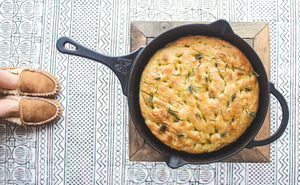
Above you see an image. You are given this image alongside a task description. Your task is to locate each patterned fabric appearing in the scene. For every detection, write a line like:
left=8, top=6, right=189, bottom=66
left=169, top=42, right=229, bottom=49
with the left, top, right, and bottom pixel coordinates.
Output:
left=0, top=0, right=297, bottom=184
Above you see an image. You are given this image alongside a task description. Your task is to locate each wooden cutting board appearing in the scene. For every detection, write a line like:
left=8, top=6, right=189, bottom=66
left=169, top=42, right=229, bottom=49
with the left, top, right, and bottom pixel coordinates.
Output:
left=129, top=22, right=270, bottom=163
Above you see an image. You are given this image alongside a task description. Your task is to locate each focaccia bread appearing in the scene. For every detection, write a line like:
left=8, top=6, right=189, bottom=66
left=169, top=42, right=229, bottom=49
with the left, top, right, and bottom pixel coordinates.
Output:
left=139, top=35, right=259, bottom=154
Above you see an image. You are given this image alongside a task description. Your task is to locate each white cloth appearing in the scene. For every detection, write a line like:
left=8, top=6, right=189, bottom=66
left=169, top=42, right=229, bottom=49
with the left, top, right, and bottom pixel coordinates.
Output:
left=0, top=0, right=297, bottom=184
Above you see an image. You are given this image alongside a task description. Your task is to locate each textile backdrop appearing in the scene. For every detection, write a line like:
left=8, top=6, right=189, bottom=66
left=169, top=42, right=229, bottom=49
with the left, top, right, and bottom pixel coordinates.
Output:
left=0, top=0, right=298, bottom=184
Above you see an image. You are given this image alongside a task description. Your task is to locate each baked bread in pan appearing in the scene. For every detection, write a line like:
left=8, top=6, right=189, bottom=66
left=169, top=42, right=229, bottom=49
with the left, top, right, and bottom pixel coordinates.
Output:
left=139, top=35, right=259, bottom=154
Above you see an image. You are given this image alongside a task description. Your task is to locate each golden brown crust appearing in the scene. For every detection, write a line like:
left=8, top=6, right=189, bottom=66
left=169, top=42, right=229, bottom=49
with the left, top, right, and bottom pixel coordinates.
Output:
left=139, top=35, right=259, bottom=154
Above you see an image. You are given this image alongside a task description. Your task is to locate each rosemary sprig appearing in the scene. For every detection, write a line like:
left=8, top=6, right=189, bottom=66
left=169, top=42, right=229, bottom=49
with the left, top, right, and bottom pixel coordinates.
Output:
left=167, top=108, right=181, bottom=122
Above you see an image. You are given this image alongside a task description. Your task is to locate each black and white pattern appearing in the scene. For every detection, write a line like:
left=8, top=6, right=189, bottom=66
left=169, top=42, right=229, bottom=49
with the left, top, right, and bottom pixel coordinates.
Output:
left=0, top=0, right=298, bottom=184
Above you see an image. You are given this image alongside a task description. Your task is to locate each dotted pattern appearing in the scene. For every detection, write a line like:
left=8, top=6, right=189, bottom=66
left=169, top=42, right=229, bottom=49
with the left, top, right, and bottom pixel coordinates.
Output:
left=63, top=0, right=100, bottom=184
left=250, top=0, right=277, bottom=21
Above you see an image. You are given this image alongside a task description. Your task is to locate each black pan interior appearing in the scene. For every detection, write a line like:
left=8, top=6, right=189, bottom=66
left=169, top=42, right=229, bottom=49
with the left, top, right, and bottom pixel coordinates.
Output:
left=128, top=22, right=270, bottom=163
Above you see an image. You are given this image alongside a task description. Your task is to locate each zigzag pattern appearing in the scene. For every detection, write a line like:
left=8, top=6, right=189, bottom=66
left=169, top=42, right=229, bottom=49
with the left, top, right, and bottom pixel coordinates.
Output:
left=96, top=0, right=113, bottom=184
left=277, top=0, right=290, bottom=184
left=233, top=163, right=245, bottom=184
left=235, top=0, right=247, bottom=21
left=99, top=0, right=112, bottom=55
left=96, top=65, right=109, bottom=185
left=53, top=0, right=71, bottom=184
left=53, top=54, right=67, bottom=185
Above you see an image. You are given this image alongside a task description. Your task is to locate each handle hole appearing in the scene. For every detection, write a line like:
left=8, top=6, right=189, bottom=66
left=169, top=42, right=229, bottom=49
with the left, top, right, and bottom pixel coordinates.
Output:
left=64, top=42, right=77, bottom=51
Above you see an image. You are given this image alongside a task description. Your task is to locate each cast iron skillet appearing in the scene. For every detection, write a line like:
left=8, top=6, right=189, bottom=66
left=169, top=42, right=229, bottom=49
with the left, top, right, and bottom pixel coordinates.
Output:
left=56, top=20, right=289, bottom=168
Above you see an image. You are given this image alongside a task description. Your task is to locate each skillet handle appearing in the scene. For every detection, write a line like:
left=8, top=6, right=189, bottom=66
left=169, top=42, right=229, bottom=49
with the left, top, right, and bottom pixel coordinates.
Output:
left=164, top=154, right=188, bottom=169
left=246, top=82, right=289, bottom=149
left=209, top=19, right=234, bottom=35
left=56, top=36, right=143, bottom=96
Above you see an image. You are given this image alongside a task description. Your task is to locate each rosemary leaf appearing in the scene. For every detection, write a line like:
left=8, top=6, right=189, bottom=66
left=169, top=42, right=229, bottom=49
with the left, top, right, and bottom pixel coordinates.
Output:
left=168, top=108, right=178, bottom=116
left=220, top=131, right=227, bottom=137
left=252, top=70, right=260, bottom=77
left=195, top=53, right=203, bottom=60
left=177, top=133, right=184, bottom=137
left=173, top=117, right=180, bottom=122
left=233, top=66, right=246, bottom=71
left=147, top=95, right=153, bottom=108
left=223, top=44, right=233, bottom=48
left=216, top=144, right=225, bottom=150
left=141, top=90, right=152, bottom=97
left=158, top=124, right=167, bottom=132
left=244, top=108, right=256, bottom=118
left=195, top=113, right=201, bottom=119
left=249, top=112, right=256, bottom=118
left=244, top=87, right=252, bottom=91
left=188, top=86, right=194, bottom=94
left=231, top=93, right=237, bottom=102
left=176, top=101, right=184, bottom=105
left=196, top=63, right=201, bottom=69
left=177, top=53, right=183, bottom=57
left=154, top=77, right=161, bottom=80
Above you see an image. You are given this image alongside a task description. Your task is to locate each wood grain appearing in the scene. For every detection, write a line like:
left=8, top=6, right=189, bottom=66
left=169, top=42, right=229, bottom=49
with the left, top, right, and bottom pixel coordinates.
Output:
left=129, top=21, right=270, bottom=163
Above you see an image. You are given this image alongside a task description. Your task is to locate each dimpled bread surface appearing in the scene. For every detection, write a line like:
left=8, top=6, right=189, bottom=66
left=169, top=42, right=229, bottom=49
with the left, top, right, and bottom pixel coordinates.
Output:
left=139, top=35, right=259, bottom=154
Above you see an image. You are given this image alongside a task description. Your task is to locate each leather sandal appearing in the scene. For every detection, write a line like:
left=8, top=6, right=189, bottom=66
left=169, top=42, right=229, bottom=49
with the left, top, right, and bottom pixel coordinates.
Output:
left=0, top=67, right=60, bottom=98
left=0, top=96, right=62, bottom=126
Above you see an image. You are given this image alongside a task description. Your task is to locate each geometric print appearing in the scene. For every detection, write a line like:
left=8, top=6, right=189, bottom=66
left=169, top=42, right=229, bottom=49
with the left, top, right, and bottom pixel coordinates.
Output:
left=0, top=0, right=298, bottom=184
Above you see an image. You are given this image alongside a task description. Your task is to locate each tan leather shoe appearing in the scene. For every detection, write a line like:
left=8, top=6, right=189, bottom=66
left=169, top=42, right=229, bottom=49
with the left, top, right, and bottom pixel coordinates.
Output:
left=0, top=67, right=60, bottom=98
left=0, top=96, right=62, bottom=126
